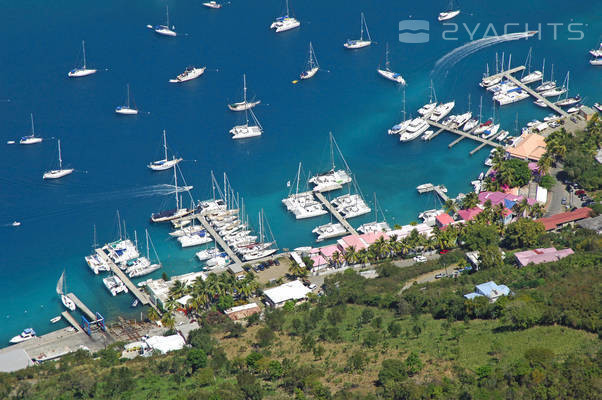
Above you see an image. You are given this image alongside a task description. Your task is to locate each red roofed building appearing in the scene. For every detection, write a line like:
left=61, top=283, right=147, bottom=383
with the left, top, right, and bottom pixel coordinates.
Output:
left=536, top=207, right=592, bottom=231
left=457, top=207, right=483, bottom=222
left=436, top=213, right=454, bottom=228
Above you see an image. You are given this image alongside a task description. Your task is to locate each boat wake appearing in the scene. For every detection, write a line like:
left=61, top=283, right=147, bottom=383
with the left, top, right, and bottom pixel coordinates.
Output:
left=431, top=31, right=535, bottom=77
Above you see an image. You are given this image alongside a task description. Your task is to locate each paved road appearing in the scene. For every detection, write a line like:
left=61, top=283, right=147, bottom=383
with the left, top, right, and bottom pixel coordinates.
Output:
left=545, top=166, right=582, bottom=217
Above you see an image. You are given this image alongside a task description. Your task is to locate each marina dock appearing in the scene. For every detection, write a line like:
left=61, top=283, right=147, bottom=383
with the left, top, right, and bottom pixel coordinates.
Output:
left=418, top=184, right=450, bottom=202
left=95, top=249, right=160, bottom=313
left=314, top=192, right=359, bottom=236
left=66, top=293, right=95, bottom=321
left=195, top=215, right=243, bottom=265
left=426, top=121, right=499, bottom=154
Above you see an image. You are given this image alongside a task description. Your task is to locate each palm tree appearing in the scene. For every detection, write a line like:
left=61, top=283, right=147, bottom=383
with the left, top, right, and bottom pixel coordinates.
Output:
left=331, top=251, right=342, bottom=268
left=491, top=146, right=506, bottom=171
left=529, top=202, right=545, bottom=219
left=288, top=261, right=307, bottom=277
left=357, top=250, right=369, bottom=267
left=537, top=153, right=552, bottom=176
left=161, top=312, right=175, bottom=330
left=512, top=198, right=530, bottom=218
left=343, top=245, right=358, bottom=265
left=444, top=199, right=458, bottom=215
left=164, top=296, right=179, bottom=312
left=168, top=280, right=187, bottom=299
left=147, top=308, right=160, bottom=322
left=461, top=192, right=479, bottom=210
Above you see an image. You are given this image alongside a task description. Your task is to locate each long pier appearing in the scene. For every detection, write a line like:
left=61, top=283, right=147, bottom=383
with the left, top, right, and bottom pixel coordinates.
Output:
left=66, top=293, right=95, bottom=321
left=482, top=65, right=526, bottom=80
left=314, top=192, right=359, bottom=236
left=195, top=215, right=242, bottom=265
left=95, top=249, right=159, bottom=313
left=426, top=121, right=499, bottom=155
left=61, top=311, right=81, bottom=332
left=503, top=74, right=569, bottom=117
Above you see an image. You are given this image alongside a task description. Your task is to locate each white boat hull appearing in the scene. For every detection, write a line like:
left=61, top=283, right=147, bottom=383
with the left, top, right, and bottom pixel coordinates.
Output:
left=154, top=27, right=177, bottom=37
left=438, top=10, right=460, bottom=21
left=19, top=137, right=43, bottom=145
left=169, top=67, right=206, bottom=83
left=228, top=100, right=260, bottom=111
left=148, top=158, right=182, bottom=171
left=300, top=67, right=318, bottom=80
left=344, top=40, right=371, bottom=49
left=68, top=68, right=97, bottom=78
left=230, top=124, right=262, bottom=139
left=43, top=168, right=74, bottom=180
left=61, top=294, right=76, bottom=311
left=377, top=69, right=406, bottom=85
left=115, top=107, right=138, bottom=115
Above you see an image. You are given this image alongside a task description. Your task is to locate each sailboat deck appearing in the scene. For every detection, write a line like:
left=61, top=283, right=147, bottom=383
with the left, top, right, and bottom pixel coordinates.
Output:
left=314, top=192, right=358, bottom=236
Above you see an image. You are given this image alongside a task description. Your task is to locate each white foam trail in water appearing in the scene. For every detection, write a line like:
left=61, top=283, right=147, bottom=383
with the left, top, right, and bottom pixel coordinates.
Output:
left=432, top=32, right=533, bottom=77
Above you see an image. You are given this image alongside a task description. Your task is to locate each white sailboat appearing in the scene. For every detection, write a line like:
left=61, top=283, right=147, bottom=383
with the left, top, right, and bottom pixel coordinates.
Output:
left=388, top=88, right=411, bottom=135
left=357, top=193, right=390, bottom=234
left=169, top=66, right=206, bottom=83
left=202, top=1, right=222, bottom=9
left=148, top=130, right=183, bottom=171
left=344, top=12, right=371, bottom=49
left=418, top=81, right=438, bottom=116
left=520, top=49, right=542, bottom=84
left=148, top=6, right=176, bottom=37
left=19, top=113, right=43, bottom=145
left=228, top=74, right=260, bottom=111
left=377, top=43, right=406, bottom=85
left=554, top=72, right=581, bottom=107
left=230, top=74, right=263, bottom=139
left=438, top=0, right=460, bottom=21
left=43, top=140, right=74, bottom=179
left=589, top=42, right=602, bottom=57
left=242, top=210, right=278, bottom=261
left=115, top=84, right=138, bottom=115
left=56, top=271, right=76, bottom=311
left=270, top=0, right=300, bottom=33
left=151, top=165, right=194, bottom=222
left=68, top=40, right=97, bottom=78
left=308, top=132, right=353, bottom=192
left=300, top=42, right=319, bottom=80
left=127, top=230, right=162, bottom=278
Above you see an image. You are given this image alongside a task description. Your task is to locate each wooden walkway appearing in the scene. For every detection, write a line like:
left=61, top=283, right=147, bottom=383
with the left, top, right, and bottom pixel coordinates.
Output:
left=314, top=192, right=358, bottom=236
left=95, top=249, right=159, bottom=313
left=66, top=293, right=95, bottom=321
left=426, top=121, right=499, bottom=155
left=61, top=311, right=81, bottom=331
left=483, top=65, right=526, bottom=80
left=503, top=74, right=569, bottom=117
left=195, top=215, right=242, bottom=264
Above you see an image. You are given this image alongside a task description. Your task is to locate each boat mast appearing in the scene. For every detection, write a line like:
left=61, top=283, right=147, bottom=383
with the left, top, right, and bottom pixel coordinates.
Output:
left=82, top=40, right=87, bottom=69
left=126, top=84, right=130, bottom=108
left=478, top=95, right=483, bottom=123
left=30, top=113, right=35, bottom=136
left=285, top=0, right=290, bottom=16
left=166, top=6, right=170, bottom=27
left=92, top=224, right=98, bottom=249
left=57, top=139, right=63, bottom=170
left=363, top=12, right=371, bottom=41
left=385, top=43, right=390, bottom=71
left=163, top=130, right=168, bottom=161
left=329, top=132, right=335, bottom=170
left=402, top=87, right=406, bottom=120
left=116, top=210, right=122, bottom=240
left=295, top=161, right=301, bottom=197
left=146, top=229, right=150, bottom=259
left=134, top=230, right=138, bottom=251
left=173, top=164, right=179, bottom=209
left=243, top=74, right=249, bottom=126
left=359, top=12, right=364, bottom=41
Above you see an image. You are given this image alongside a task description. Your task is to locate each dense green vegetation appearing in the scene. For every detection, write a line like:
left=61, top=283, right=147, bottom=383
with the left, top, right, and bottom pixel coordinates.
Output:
left=1, top=225, right=600, bottom=399
left=545, top=115, right=602, bottom=191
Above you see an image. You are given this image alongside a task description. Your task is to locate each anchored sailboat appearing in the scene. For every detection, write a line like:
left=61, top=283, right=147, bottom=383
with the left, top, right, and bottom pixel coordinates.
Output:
left=230, top=75, right=263, bottom=139
left=56, top=271, right=76, bottom=311
left=43, top=139, right=74, bottom=179
left=270, top=0, right=300, bottom=33
left=115, top=84, right=138, bottom=115
left=148, top=130, right=183, bottom=171
left=228, top=74, right=260, bottom=111
left=68, top=40, right=97, bottom=78
left=19, top=113, right=43, bottom=145
left=438, top=0, right=460, bottom=21
left=377, top=43, right=406, bottom=84
left=148, top=6, right=176, bottom=37
left=300, top=42, right=319, bottom=80
left=344, top=12, right=372, bottom=49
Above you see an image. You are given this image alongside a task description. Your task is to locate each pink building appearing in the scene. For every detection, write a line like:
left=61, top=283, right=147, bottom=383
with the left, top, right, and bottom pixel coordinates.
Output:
left=457, top=207, right=483, bottom=222
left=514, top=247, right=574, bottom=267
left=435, top=213, right=454, bottom=228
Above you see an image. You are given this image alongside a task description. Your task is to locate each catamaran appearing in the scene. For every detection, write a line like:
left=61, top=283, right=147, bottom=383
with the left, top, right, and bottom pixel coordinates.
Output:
left=148, top=130, right=183, bottom=171
left=228, top=74, right=260, bottom=111
left=68, top=40, right=97, bottom=78
left=43, top=140, right=74, bottom=180
left=115, top=84, right=138, bottom=115
left=313, top=222, right=347, bottom=242
left=56, top=271, right=76, bottom=311
left=282, top=162, right=329, bottom=219
left=344, top=12, right=371, bottom=49
left=103, top=275, right=128, bottom=296
left=308, top=133, right=353, bottom=192
left=377, top=43, right=406, bottom=85
left=148, top=6, right=176, bottom=37
left=230, top=74, right=263, bottom=139
left=127, top=230, right=162, bottom=278
left=300, top=42, right=319, bottom=80
left=169, top=66, right=206, bottom=83
left=357, top=193, right=391, bottom=234
left=19, top=113, right=43, bottom=145
left=438, top=0, right=460, bottom=21
left=270, top=0, right=300, bottom=33
left=151, top=165, right=194, bottom=222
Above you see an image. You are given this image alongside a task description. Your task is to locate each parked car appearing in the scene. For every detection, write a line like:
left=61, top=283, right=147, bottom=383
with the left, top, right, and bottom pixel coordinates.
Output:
left=561, top=197, right=567, bottom=205
left=435, top=273, right=446, bottom=279
left=413, top=255, right=427, bottom=263
left=308, top=283, right=317, bottom=290
left=439, top=249, right=449, bottom=255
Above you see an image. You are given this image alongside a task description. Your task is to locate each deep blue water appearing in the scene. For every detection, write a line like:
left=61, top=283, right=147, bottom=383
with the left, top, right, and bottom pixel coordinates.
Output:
left=0, top=0, right=600, bottom=343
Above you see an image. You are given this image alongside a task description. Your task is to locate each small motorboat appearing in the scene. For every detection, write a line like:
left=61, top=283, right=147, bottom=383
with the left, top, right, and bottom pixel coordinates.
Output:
left=50, top=316, right=62, bottom=324
left=202, top=1, right=222, bottom=8
left=131, top=299, right=139, bottom=308
left=6, top=140, right=15, bottom=144
left=12, top=221, right=21, bottom=227
left=10, top=328, right=36, bottom=344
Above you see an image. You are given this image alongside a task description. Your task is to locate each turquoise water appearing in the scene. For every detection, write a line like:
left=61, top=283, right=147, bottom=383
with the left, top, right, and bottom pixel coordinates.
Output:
left=0, top=0, right=600, bottom=343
